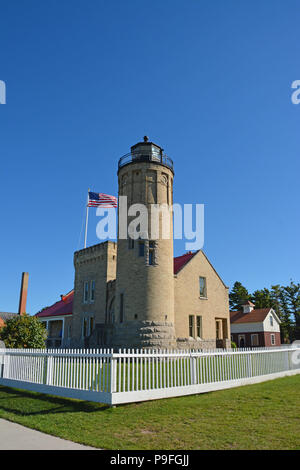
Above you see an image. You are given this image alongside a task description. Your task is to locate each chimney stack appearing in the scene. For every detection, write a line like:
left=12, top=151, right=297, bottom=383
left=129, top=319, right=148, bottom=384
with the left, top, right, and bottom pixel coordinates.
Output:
left=18, top=272, right=29, bottom=315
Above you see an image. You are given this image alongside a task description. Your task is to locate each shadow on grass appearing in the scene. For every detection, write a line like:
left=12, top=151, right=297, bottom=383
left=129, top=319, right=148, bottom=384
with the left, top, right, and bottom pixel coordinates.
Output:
left=0, top=386, right=111, bottom=416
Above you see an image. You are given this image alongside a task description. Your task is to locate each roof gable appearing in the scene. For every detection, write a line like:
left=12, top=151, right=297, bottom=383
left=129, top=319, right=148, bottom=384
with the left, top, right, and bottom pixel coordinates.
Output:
left=230, top=308, right=272, bottom=324
left=173, top=251, right=198, bottom=274
left=36, top=290, right=73, bottom=318
left=174, top=250, right=228, bottom=289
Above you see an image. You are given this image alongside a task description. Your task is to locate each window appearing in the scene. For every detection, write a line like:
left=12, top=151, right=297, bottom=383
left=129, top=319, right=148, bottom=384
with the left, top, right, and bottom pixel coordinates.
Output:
left=271, top=334, right=275, bottom=345
left=199, top=277, right=207, bottom=298
left=149, top=241, right=155, bottom=265
left=120, top=293, right=124, bottom=323
left=82, top=318, right=88, bottom=338
left=83, top=281, right=89, bottom=303
left=90, top=280, right=95, bottom=302
left=90, top=317, right=94, bottom=334
left=270, top=315, right=273, bottom=327
left=251, top=334, right=259, bottom=346
left=196, top=316, right=202, bottom=338
left=82, top=316, right=94, bottom=338
left=189, top=315, right=194, bottom=338
left=138, top=241, right=145, bottom=257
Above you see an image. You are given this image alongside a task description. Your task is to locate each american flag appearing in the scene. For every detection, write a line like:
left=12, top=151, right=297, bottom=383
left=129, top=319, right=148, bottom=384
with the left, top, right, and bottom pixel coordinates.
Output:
left=87, top=192, right=118, bottom=208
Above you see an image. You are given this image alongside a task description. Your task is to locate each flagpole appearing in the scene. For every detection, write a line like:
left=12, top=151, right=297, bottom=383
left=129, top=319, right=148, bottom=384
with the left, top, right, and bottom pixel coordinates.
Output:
left=84, top=188, right=90, bottom=249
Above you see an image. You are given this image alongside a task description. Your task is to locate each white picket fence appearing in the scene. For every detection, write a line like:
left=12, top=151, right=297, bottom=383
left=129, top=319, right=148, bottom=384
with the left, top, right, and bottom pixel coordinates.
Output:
left=0, top=346, right=299, bottom=406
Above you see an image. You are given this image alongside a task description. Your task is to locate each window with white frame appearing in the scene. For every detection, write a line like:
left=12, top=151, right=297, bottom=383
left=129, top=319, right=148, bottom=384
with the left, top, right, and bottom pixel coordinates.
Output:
left=270, top=314, right=273, bottom=327
left=271, top=333, right=275, bottom=345
left=199, top=277, right=207, bottom=298
left=251, top=334, right=259, bottom=346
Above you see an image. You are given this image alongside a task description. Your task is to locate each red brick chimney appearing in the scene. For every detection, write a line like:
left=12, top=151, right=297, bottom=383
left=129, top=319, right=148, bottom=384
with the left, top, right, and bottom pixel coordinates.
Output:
left=18, top=272, right=29, bottom=315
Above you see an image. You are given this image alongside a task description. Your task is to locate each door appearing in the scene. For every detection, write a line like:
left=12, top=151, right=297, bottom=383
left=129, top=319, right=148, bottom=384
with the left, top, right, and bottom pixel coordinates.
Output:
left=238, top=335, right=245, bottom=347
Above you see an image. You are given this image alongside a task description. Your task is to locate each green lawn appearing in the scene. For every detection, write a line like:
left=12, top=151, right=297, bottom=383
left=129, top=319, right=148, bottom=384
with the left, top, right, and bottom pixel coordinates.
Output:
left=0, top=375, right=299, bottom=450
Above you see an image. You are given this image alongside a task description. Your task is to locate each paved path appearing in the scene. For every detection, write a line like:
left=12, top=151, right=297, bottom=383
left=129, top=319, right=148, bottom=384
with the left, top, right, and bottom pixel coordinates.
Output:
left=0, top=418, right=97, bottom=450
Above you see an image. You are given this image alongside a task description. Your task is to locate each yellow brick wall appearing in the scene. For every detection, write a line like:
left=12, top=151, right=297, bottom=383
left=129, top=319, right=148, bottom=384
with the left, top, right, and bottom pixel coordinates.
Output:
left=174, top=250, right=230, bottom=341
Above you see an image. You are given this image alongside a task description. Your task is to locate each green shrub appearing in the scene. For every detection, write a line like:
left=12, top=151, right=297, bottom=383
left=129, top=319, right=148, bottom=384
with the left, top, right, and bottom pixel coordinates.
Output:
left=0, top=314, right=47, bottom=348
left=231, top=341, right=237, bottom=349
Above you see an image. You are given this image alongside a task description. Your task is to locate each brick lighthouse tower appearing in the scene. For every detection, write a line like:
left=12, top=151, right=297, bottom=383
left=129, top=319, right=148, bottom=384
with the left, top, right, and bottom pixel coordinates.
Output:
left=113, top=137, right=177, bottom=349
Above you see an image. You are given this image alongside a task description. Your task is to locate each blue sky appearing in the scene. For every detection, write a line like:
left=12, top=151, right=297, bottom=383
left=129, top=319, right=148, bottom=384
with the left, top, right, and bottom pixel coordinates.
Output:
left=0, top=0, right=299, bottom=315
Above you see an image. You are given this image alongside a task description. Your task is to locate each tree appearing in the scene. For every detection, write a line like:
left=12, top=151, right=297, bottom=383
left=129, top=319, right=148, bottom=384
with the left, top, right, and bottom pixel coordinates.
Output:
left=270, top=285, right=292, bottom=343
left=0, top=314, right=47, bottom=348
left=251, top=288, right=272, bottom=309
left=283, top=281, right=300, bottom=340
left=229, top=281, right=250, bottom=311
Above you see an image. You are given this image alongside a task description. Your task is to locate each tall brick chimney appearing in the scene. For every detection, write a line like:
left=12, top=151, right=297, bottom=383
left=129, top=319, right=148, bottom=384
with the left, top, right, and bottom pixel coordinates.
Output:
left=18, top=272, right=29, bottom=315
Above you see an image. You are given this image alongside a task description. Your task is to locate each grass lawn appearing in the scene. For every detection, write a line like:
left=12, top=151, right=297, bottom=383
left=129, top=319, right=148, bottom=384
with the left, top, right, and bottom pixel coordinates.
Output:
left=0, top=375, right=299, bottom=450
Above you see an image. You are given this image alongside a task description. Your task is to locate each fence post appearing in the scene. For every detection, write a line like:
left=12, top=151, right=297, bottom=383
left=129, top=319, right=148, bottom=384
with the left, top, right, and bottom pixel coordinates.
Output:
left=191, top=354, right=197, bottom=385
left=247, top=353, right=252, bottom=378
left=0, top=350, right=4, bottom=379
left=43, top=354, right=48, bottom=384
left=46, top=354, right=53, bottom=385
left=110, top=352, right=117, bottom=393
left=3, top=353, right=10, bottom=379
left=285, top=348, right=291, bottom=371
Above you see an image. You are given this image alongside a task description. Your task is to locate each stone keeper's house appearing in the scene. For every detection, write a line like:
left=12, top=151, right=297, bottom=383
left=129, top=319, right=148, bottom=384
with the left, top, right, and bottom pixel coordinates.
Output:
left=36, top=138, right=231, bottom=350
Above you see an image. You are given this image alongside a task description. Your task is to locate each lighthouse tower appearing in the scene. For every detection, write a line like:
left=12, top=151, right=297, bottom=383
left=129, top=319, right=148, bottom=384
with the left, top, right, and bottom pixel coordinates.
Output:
left=113, top=137, right=176, bottom=349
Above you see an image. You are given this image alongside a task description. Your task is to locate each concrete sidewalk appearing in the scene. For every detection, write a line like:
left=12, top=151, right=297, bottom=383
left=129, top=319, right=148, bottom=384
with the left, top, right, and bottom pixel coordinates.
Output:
left=0, top=418, right=97, bottom=450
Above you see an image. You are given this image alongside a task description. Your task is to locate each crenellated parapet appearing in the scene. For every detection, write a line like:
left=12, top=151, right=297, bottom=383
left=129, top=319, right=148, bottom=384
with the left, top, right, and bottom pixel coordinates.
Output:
left=74, top=241, right=117, bottom=267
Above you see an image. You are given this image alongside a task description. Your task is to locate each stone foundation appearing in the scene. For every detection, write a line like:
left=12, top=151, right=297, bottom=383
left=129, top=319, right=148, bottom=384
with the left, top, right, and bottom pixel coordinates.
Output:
left=83, top=323, right=231, bottom=350
left=86, top=321, right=177, bottom=349
left=176, top=338, right=231, bottom=350
left=111, top=321, right=177, bottom=349
left=176, top=337, right=217, bottom=350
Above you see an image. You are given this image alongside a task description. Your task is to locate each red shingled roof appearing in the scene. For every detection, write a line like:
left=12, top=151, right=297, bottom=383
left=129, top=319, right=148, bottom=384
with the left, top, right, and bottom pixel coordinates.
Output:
left=230, top=308, right=271, bottom=324
left=36, top=290, right=73, bottom=318
left=174, top=251, right=197, bottom=274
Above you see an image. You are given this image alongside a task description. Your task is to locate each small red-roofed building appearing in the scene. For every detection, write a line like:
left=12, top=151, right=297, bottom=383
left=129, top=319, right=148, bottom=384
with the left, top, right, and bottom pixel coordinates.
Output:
left=230, top=301, right=281, bottom=347
left=35, top=290, right=73, bottom=348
